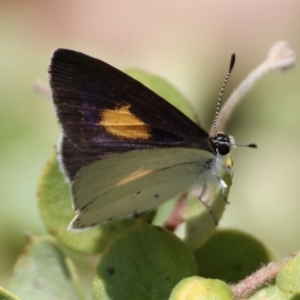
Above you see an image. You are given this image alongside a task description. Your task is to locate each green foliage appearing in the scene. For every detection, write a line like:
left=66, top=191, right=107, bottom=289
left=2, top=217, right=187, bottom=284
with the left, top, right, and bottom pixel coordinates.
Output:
left=194, top=229, right=278, bottom=283
left=248, top=285, right=292, bottom=300
left=276, top=254, right=300, bottom=296
left=8, top=236, right=84, bottom=300
left=94, top=220, right=196, bottom=299
left=1, top=69, right=300, bottom=300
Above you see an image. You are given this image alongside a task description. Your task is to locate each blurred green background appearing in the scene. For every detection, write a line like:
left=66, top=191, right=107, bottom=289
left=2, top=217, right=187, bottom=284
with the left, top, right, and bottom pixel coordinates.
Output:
left=1, top=0, right=300, bottom=288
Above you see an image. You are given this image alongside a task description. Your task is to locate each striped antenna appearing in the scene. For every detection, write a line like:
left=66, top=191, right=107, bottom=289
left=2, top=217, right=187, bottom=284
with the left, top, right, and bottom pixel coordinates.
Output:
left=233, top=142, right=257, bottom=148
left=213, top=54, right=236, bottom=136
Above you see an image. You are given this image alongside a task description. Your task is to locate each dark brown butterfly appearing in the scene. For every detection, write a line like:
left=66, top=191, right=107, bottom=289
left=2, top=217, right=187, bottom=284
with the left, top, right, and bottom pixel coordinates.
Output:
left=49, top=49, right=255, bottom=230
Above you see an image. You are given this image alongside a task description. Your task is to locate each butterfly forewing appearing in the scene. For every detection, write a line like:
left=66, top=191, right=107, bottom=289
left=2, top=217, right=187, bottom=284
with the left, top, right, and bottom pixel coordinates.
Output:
left=49, top=49, right=213, bottom=179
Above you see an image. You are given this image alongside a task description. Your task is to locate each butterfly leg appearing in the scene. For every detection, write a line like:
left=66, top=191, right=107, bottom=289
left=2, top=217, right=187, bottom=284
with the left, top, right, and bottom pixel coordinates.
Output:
left=198, top=181, right=218, bottom=226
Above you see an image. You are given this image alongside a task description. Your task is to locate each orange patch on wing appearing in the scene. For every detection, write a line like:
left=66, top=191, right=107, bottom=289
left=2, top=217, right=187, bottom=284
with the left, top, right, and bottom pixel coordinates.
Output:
left=116, top=168, right=154, bottom=186
left=100, top=105, right=151, bottom=139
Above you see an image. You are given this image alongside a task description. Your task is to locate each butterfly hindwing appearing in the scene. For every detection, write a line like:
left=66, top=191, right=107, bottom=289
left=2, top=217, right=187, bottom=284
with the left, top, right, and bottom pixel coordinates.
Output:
left=70, top=147, right=215, bottom=230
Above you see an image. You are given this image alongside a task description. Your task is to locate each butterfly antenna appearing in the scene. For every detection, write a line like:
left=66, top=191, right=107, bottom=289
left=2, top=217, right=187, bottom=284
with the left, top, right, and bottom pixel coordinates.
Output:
left=213, top=54, right=236, bottom=136
left=233, top=142, right=257, bottom=148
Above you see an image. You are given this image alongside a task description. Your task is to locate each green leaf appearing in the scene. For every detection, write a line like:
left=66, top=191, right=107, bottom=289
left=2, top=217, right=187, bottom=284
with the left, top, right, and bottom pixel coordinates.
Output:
left=8, top=235, right=84, bottom=300
left=125, top=69, right=198, bottom=123
left=277, top=252, right=300, bottom=296
left=169, top=276, right=234, bottom=300
left=37, top=153, right=155, bottom=254
left=94, top=220, right=196, bottom=300
left=249, top=284, right=291, bottom=300
left=0, top=287, right=20, bottom=300
left=193, top=229, right=277, bottom=283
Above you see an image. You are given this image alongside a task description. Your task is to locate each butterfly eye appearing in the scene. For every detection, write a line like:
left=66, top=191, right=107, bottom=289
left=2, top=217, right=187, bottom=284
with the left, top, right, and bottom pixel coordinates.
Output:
left=211, top=133, right=231, bottom=156
left=217, top=143, right=230, bottom=155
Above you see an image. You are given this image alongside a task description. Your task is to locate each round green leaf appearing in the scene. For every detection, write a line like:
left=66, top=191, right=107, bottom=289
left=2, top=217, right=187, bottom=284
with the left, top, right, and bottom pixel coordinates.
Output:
left=169, top=276, right=233, bottom=300
left=37, top=153, right=155, bottom=254
left=94, top=220, right=196, bottom=300
left=249, top=284, right=291, bottom=300
left=193, top=229, right=277, bottom=283
left=125, top=69, right=198, bottom=123
left=277, top=252, right=300, bottom=295
left=9, top=235, right=83, bottom=300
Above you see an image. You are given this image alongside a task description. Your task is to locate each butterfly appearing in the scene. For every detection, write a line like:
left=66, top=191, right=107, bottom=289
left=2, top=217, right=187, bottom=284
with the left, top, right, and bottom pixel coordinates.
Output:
left=49, top=49, right=256, bottom=231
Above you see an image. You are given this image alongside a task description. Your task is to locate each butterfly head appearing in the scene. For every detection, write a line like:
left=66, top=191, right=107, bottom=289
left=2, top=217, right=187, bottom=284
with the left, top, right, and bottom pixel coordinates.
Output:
left=210, top=133, right=234, bottom=155
left=210, top=133, right=257, bottom=156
